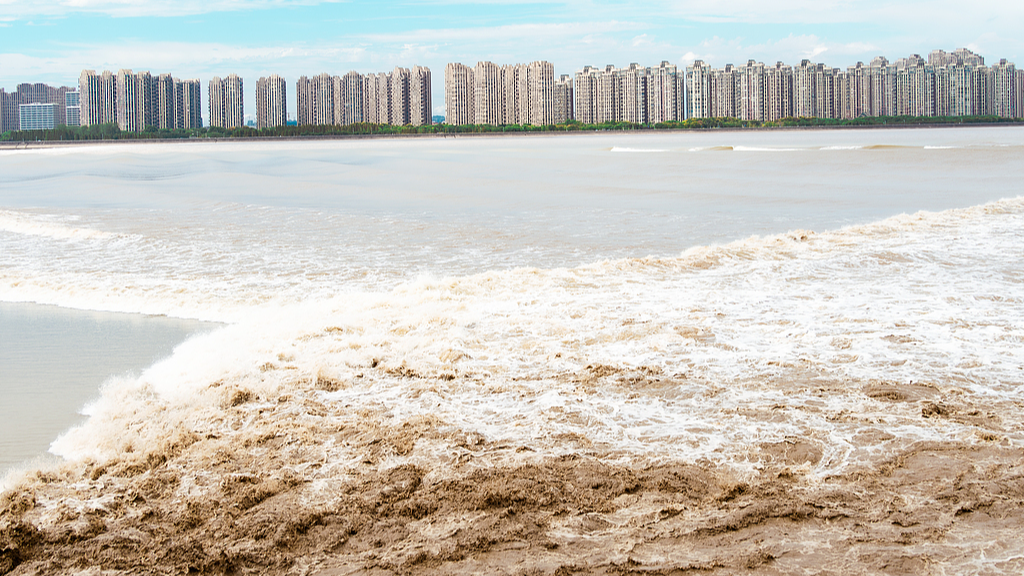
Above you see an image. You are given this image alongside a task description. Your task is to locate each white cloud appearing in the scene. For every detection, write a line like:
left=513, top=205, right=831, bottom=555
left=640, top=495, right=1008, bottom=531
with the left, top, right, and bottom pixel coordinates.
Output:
left=645, top=0, right=1024, bottom=26
left=362, top=20, right=646, bottom=45
left=0, top=0, right=346, bottom=19
left=0, top=40, right=369, bottom=85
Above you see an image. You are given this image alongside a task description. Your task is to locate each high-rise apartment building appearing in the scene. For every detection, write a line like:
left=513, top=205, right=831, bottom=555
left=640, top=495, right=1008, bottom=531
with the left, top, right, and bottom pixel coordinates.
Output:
left=793, top=60, right=818, bottom=118
left=473, top=61, right=502, bottom=126
left=296, top=73, right=334, bottom=126
left=445, top=63, right=475, bottom=126
left=98, top=71, right=117, bottom=125
left=390, top=67, right=411, bottom=126
left=376, top=72, right=394, bottom=124
left=78, top=70, right=116, bottom=126
left=576, top=62, right=682, bottom=125
left=898, top=55, right=934, bottom=118
left=1, top=89, right=16, bottom=133
left=553, top=75, right=574, bottom=125
left=765, top=62, right=793, bottom=121
left=293, top=66, right=429, bottom=128
left=178, top=79, right=202, bottom=129
left=2, top=82, right=74, bottom=130
left=528, top=60, right=557, bottom=125
left=446, top=60, right=568, bottom=126
left=647, top=62, right=682, bottom=124
left=1, top=89, right=17, bottom=133
left=209, top=74, right=243, bottom=129
left=813, top=66, right=836, bottom=120
left=684, top=47, right=1017, bottom=121
left=115, top=69, right=152, bottom=133
left=988, top=60, right=1015, bottom=118
left=409, top=66, right=432, bottom=126
left=1015, top=70, right=1024, bottom=120
left=208, top=76, right=225, bottom=128
left=64, top=91, right=80, bottom=127
left=256, top=74, right=287, bottom=129
left=736, top=60, right=765, bottom=121
left=19, top=103, right=55, bottom=131
left=685, top=61, right=711, bottom=120
left=867, top=57, right=895, bottom=117
left=154, top=74, right=175, bottom=130
left=78, top=70, right=103, bottom=126
left=362, top=73, right=381, bottom=124
left=342, top=71, right=364, bottom=125
left=574, top=66, right=600, bottom=124
left=22, top=71, right=193, bottom=132
left=503, top=64, right=529, bottom=124
left=616, top=63, right=647, bottom=124
left=225, top=74, right=244, bottom=128
left=597, top=65, right=618, bottom=123
left=115, top=69, right=137, bottom=131
left=375, top=72, right=393, bottom=124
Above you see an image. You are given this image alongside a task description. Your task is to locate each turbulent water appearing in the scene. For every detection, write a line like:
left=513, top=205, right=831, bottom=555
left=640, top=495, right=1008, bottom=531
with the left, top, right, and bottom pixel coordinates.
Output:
left=2, top=128, right=1024, bottom=575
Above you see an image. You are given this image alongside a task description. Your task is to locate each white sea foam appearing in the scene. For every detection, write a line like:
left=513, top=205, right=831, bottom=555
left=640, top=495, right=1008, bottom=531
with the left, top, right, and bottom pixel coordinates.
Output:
left=44, top=196, right=1024, bottom=477
left=0, top=210, right=116, bottom=240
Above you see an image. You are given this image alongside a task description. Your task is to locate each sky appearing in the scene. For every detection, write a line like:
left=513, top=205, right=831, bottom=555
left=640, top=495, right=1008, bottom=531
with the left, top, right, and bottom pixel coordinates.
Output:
left=1, top=0, right=1021, bottom=121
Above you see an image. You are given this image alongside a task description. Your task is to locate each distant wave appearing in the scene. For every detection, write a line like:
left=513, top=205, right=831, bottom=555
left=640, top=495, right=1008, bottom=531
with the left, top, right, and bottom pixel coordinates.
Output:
left=0, top=210, right=115, bottom=241
left=731, top=146, right=804, bottom=152
left=609, top=147, right=669, bottom=153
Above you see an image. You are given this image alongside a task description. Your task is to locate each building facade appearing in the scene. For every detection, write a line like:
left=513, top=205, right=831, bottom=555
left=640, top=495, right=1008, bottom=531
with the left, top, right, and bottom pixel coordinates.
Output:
left=409, top=66, right=432, bottom=127
left=256, top=74, right=287, bottom=129
left=78, top=69, right=200, bottom=130
left=178, top=80, right=203, bottom=129
left=684, top=47, right=1020, bottom=121
left=294, top=66, right=430, bottom=128
left=576, top=62, right=682, bottom=125
left=445, top=60, right=571, bottom=126
left=64, top=91, right=80, bottom=127
left=444, top=63, right=475, bottom=126
left=19, top=103, right=55, bottom=131
left=1, top=82, right=75, bottom=131
left=1, top=90, right=17, bottom=133
left=209, top=74, right=243, bottom=129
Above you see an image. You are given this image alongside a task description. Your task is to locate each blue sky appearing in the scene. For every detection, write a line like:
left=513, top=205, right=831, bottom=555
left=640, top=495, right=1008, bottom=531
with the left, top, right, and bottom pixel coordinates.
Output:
left=1, top=0, right=1021, bottom=121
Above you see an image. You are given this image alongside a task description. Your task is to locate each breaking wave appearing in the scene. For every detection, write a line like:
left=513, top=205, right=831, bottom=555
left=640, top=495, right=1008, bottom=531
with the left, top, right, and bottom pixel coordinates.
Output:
left=0, top=211, right=117, bottom=241
left=3, top=194, right=1024, bottom=574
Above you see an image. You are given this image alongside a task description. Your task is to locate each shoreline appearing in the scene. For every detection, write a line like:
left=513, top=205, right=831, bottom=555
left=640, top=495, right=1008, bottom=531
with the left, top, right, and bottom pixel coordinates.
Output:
left=2, top=120, right=1023, bottom=149
left=0, top=302, right=220, bottom=476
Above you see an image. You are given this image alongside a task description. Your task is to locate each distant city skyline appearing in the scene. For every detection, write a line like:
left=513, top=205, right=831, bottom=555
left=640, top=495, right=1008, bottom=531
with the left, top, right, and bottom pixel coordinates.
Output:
left=3, top=44, right=1022, bottom=135
left=1, top=0, right=1021, bottom=122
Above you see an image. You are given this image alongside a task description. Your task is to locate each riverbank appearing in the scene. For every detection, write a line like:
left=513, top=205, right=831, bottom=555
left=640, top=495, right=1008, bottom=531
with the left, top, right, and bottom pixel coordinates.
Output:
left=3, top=118, right=1023, bottom=149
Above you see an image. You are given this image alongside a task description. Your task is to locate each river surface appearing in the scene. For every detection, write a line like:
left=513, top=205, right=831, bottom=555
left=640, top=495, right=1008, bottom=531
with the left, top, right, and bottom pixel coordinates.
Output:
left=1, top=127, right=1022, bottom=574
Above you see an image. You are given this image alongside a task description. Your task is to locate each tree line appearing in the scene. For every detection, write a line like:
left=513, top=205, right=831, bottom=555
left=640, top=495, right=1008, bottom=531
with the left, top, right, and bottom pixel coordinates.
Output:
left=2, top=115, right=1019, bottom=142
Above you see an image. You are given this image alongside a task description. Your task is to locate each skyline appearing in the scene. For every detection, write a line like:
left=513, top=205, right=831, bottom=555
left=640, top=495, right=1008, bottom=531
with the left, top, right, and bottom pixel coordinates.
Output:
left=1, top=1, right=1022, bottom=121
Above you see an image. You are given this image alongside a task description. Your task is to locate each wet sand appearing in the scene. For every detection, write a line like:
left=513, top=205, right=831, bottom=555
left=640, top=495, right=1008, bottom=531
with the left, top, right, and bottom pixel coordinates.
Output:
left=2, top=368, right=1022, bottom=575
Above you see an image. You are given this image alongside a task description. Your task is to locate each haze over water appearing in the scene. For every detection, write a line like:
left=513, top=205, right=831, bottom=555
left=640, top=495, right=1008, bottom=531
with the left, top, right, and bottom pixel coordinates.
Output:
left=1, top=127, right=1023, bottom=574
